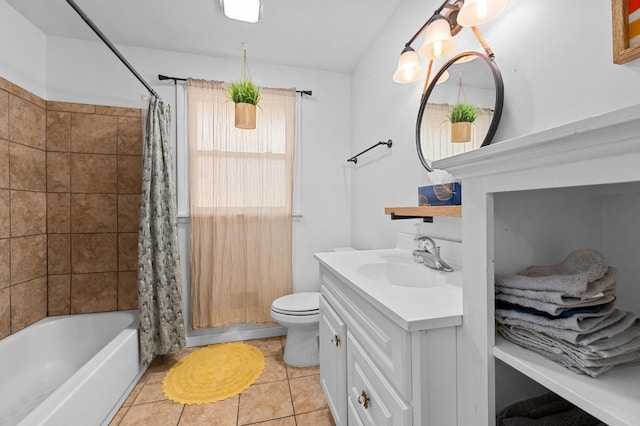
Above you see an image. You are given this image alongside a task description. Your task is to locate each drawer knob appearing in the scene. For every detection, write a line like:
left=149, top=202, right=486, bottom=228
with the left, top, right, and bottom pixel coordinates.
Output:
left=358, top=390, right=370, bottom=409
left=331, top=334, right=341, bottom=347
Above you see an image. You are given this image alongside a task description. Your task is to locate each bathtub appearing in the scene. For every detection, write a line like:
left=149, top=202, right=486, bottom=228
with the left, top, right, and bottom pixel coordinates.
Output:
left=0, top=310, right=142, bottom=426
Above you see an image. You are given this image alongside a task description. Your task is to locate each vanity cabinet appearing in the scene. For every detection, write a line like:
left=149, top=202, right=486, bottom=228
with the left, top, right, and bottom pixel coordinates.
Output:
left=318, top=264, right=457, bottom=426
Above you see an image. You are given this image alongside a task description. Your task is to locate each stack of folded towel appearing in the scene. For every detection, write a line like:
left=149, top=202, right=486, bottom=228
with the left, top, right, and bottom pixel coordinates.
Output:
left=495, top=249, right=640, bottom=377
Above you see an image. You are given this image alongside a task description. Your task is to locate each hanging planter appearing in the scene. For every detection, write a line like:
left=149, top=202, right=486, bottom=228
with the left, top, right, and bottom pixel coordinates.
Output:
left=228, top=47, right=261, bottom=130
left=447, top=102, right=477, bottom=143
left=234, top=102, right=257, bottom=130
left=447, top=72, right=477, bottom=143
left=451, top=121, right=472, bottom=143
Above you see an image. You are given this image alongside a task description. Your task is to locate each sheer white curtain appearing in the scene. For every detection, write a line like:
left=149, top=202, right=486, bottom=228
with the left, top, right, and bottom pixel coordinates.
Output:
left=419, top=103, right=492, bottom=165
left=187, top=79, right=296, bottom=329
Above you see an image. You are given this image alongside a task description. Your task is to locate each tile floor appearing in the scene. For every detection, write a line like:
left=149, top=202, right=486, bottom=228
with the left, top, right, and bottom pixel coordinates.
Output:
left=109, top=336, right=335, bottom=426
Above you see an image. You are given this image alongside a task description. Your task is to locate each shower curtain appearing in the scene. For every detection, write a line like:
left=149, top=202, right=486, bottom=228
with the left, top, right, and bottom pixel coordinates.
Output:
left=138, top=95, right=186, bottom=365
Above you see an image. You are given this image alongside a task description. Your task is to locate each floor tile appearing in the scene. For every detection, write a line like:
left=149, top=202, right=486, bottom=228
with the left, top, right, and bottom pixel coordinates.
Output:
left=245, top=337, right=283, bottom=356
left=289, top=374, right=328, bottom=414
left=286, top=363, right=320, bottom=379
left=133, top=380, right=168, bottom=405
left=255, top=354, right=288, bottom=384
left=296, top=408, right=336, bottom=426
left=238, top=380, right=294, bottom=425
left=122, top=376, right=149, bottom=407
left=178, top=396, right=239, bottom=425
left=119, top=400, right=183, bottom=426
left=245, top=416, right=296, bottom=426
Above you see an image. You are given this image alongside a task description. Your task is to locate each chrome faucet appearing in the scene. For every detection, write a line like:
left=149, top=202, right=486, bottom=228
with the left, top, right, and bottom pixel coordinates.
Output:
left=413, top=236, right=453, bottom=272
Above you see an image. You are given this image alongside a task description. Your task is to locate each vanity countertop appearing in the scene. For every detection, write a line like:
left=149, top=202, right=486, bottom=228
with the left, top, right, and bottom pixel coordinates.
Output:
left=314, top=248, right=463, bottom=332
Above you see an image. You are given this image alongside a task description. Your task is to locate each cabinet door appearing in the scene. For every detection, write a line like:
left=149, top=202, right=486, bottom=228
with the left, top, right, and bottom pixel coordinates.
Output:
left=347, top=331, right=412, bottom=426
left=319, top=295, right=347, bottom=425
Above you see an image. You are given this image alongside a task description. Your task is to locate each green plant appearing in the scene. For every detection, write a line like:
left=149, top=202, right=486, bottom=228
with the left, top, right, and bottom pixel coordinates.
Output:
left=447, top=102, right=478, bottom=123
left=227, top=80, right=261, bottom=106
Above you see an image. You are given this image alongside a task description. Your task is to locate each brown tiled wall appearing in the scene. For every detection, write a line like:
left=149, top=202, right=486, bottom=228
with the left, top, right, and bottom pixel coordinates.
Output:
left=0, top=77, right=143, bottom=339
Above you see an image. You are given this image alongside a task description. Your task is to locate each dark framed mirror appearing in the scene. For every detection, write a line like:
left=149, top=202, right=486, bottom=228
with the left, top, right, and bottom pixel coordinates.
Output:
left=416, top=51, right=504, bottom=171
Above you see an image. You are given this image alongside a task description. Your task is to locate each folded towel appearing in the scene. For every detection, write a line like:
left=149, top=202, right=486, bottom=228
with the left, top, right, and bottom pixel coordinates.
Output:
left=499, top=407, right=605, bottom=426
left=495, top=291, right=616, bottom=316
left=496, top=302, right=616, bottom=332
left=495, top=309, right=635, bottom=345
left=497, top=392, right=605, bottom=426
left=496, top=267, right=617, bottom=305
left=495, top=249, right=608, bottom=296
left=495, top=299, right=610, bottom=319
left=498, top=324, right=640, bottom=377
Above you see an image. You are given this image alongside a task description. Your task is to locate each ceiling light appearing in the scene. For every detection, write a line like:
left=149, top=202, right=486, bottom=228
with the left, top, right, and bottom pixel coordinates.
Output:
left=457, top=0, right=508, bottom=27
left=220, top=0, right=263, bottom=23
left=393, top=46, right=424, bottom=84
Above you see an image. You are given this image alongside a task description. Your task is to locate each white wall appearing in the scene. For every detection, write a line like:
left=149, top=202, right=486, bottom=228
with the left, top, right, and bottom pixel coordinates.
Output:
left=351, top=0, right=640, bottom=249
left=0, top=0, right=47, bottom=97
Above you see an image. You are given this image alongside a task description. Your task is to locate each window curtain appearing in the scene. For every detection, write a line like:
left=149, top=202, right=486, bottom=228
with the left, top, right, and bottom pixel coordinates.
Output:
left=138, top=96, right=186, bottom=365
left=419, top=103, right=492, bottom=166
left=187, top=79, right=296, bottom=329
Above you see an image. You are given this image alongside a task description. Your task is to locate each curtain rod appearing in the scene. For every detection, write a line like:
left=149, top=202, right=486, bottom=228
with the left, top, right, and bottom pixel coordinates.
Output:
left=158, top=74, right=312, bottom=96
left=65, top=0, right=159, bottom=98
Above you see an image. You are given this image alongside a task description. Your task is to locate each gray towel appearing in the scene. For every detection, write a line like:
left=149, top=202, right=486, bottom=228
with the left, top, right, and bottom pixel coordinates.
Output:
left=495, top=309, right=634, bottom=345
left=495, top=249, right=608, bottom=296
left=496, top=267, right=617, bottom=304
left=498, top=324, right=640, bottom=377
left=499, top=407, right=605, bottom=426
left=497, top=392, right=605, bottom=426
left=495, top=291, right=616, bottom=316
left=495, top=302, right=616, bottom=332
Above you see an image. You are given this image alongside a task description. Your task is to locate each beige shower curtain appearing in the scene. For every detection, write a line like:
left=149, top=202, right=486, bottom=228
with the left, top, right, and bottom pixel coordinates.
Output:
left=187, top=79, right=295, bottom=329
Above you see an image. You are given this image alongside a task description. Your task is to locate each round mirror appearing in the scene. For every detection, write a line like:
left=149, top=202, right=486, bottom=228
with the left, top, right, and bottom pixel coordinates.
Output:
left=416, top=51, right=504, bottom=171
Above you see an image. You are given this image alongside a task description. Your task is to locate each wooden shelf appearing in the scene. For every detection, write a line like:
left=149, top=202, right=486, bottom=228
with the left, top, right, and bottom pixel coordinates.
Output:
left=494, top=336, right=640, bottom=426
left=384, top=205, right=462, bottom=219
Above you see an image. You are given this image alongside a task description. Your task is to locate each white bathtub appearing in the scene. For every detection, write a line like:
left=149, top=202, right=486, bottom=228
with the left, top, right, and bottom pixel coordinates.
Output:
left=0, top=310, right=142, bottom=426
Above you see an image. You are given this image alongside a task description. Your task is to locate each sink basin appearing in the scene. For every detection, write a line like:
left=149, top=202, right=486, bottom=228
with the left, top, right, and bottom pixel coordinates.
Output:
left=357, top=259, right=448, bottom=288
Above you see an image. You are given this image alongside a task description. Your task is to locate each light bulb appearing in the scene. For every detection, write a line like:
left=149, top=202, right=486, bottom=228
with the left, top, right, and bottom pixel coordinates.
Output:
left=432, top=40, right=443, bottom=58
left=477, top=0, right=487, bottom=20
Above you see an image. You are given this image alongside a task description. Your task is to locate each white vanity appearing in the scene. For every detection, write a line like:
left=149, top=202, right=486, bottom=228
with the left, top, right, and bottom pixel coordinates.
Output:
left=314, top=240, right=462, bottom=426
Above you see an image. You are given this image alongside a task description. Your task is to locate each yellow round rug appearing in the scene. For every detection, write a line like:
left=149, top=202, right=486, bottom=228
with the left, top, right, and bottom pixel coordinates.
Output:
left=162, top=342, right=265, bottom=405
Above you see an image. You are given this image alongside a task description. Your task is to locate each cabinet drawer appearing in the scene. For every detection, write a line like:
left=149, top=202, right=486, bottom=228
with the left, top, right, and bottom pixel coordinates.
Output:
left=346, top=331, right=412, bottom=426
left=321, top=269, right=412, bottom=396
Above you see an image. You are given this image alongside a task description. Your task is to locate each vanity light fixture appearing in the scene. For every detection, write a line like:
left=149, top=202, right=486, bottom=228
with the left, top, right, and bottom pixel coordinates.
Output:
left=220, top=0, right=263, bottom=23
left=393, top=0, right=507, bottom=89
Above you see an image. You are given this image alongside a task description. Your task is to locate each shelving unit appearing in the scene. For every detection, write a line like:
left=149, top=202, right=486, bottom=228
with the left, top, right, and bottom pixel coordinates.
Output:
left=433, top=105, right=640, bottom=425
left=494, top=336, right=640, bottom=426
left=384, top=205, right=461, bottom=219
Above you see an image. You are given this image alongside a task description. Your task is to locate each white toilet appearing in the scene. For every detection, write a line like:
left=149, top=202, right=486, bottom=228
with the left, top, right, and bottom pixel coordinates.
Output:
left=270, top=292, right=320, bottom=367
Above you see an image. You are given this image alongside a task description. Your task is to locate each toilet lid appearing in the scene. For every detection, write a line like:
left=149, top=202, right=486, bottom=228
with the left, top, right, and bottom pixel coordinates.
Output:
left=272, top=292, right=320, bottom=315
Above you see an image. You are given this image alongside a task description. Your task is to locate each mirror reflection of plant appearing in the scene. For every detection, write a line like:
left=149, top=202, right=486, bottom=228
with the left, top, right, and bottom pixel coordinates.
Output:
left=227, top=80, right=261, bottom=106
left=447, top=102, right=478, bottom=123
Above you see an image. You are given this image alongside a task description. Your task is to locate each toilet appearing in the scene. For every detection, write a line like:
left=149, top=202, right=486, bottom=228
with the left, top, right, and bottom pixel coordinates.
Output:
left=271, top=292, right=320, bottom=367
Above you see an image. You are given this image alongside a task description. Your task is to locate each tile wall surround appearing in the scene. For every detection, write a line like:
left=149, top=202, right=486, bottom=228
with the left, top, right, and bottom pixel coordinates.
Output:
left=0, top=76, right=144, bottom=339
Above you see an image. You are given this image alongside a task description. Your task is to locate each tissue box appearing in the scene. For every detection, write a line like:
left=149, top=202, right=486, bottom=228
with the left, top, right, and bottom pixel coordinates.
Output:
left=418, top=183, right=461, bottom=206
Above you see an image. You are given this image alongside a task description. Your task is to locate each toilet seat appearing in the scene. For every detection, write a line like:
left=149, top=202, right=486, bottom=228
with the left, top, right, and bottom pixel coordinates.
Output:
left=271, top=292, right=319, bottom=316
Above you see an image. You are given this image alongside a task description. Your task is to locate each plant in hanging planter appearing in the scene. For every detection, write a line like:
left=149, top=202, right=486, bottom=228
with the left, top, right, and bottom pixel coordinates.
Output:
left=227, top=80, right=261, bottom=130
left=447, top=102, right=478, bottom=143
